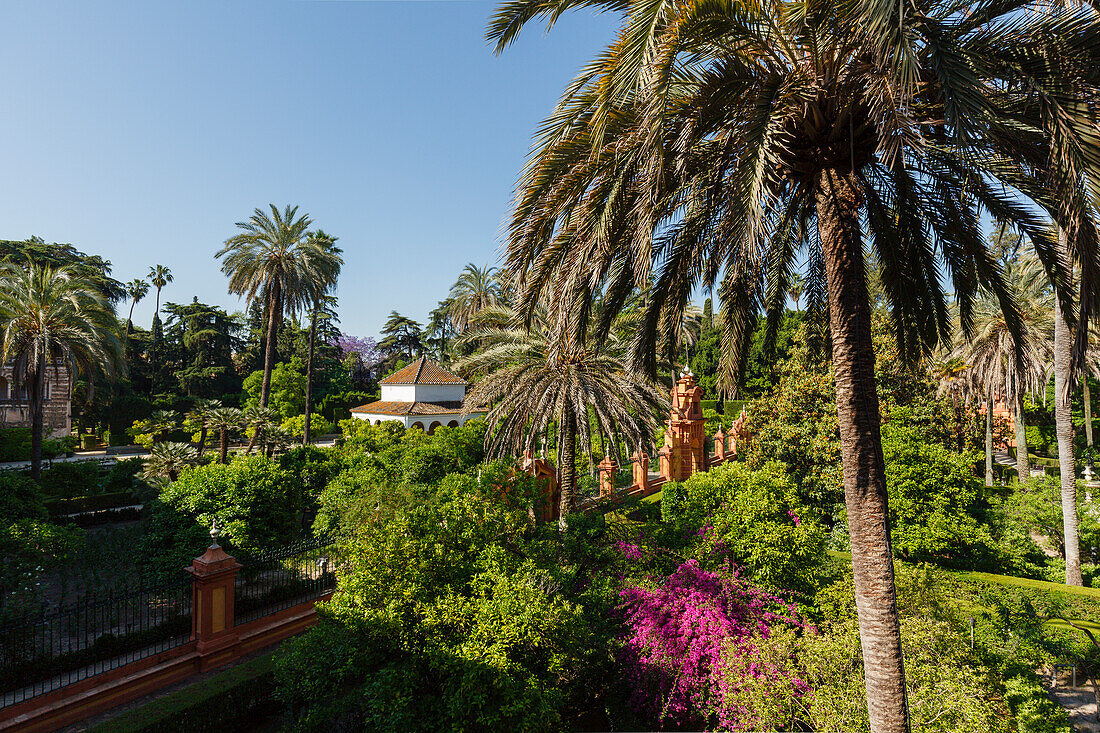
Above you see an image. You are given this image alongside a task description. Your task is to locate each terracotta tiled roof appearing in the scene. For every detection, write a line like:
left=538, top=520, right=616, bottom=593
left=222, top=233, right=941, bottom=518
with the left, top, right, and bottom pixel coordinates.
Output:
left=378, top=357, right=466, bottom=385
left=350, top=400, right=481, bottom=416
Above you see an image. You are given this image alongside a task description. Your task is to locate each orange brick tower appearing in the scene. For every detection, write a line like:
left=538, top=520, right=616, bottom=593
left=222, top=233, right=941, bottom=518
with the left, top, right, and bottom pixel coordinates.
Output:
left=658, top=370, right=707, bottom=481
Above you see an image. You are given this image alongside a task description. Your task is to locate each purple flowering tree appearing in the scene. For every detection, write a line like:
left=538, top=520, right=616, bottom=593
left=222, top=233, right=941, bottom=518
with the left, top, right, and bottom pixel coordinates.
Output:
left=618, top=559, right=807, bottom=731
left=334, top=333, right=381, bottom=365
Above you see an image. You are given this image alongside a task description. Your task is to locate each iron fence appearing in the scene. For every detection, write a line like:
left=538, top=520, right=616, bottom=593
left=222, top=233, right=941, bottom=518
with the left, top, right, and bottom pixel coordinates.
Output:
left=0, top=573, right=193, bottom=709
left=234, top=537, right=336, bottom=627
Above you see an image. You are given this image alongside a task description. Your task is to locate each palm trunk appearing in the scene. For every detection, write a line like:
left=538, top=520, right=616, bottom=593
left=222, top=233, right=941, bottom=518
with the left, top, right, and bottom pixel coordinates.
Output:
left=817, top=168, right=909, bottom=733
left=1085, top=378, right=1094, bottom=449
left=558, top=414, right=577, bottom=531
left=220, top=427, right=229, bottom=465
left=196, top=427, right=208, bottom=458
left=1016, top=391, right=1030, bottom=482
left=246, top=426, right=259, bottom=455
left=29, top=358, right=45, bottom=482
left=304, top=300, right=318, bottom=444
left=261, top=283, right=281, bottom=409
left=1053, top=249, right=1083, bottom=586
left=127, top=299, right=136, bottom=335
left=986, top=393, right=994, bottom=487
left=152, top=288, right=161, bottom=385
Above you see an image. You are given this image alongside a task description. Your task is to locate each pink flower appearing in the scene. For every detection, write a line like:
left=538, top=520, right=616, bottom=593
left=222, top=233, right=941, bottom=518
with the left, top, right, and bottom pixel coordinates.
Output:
left=786, top=509, right=801, bottom=526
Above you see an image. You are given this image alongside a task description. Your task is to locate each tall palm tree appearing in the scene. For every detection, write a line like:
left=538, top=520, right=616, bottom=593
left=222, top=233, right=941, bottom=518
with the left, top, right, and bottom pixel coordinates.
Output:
left=455, top=304, right=665, bottom=528
left=488, top=1, right=1100, bottom=727
left=147, top=265, right=172, bottom=384
left=216, top=205, right=340, bottom=409
left=302, top=231, right=343, bottom=445
left=147, top=265, right=173, bottom=324
left=448, top=263, right=503, bottom=332
left=124, top=278, right=149, bottom=335
left=206, top=406, right=243, bottom=464
left=954, top=254, right=1052, bottom=483
left=0, top=263, right=124, bottom=480
left=788, top=273, right=805, bottom=313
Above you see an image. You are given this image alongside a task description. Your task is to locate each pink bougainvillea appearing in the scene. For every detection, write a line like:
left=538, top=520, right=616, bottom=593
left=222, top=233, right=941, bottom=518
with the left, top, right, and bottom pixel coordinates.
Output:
left=618, top=559, right=807, bottom=730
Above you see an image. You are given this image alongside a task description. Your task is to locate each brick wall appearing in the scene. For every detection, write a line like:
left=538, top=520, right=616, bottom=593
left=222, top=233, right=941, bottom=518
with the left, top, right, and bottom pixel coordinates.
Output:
left=0, top=363, right=71, bottom=438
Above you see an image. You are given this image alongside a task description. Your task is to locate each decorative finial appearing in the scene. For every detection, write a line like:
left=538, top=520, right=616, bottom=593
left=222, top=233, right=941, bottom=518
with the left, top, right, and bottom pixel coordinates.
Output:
left=540, top=436, right=546, bottom=459
left=477, top=469, right=482, bottom=486
left=209, top=518, right=222, bottom=548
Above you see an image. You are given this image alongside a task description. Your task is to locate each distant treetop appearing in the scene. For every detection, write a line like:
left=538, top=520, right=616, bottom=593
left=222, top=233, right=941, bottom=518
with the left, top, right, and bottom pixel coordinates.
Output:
left=0, top=236, right=126, bottom=303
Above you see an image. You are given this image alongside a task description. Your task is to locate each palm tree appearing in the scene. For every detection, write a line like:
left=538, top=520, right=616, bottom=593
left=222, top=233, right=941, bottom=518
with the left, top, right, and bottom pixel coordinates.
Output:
left=302, top=231, right=343, bottom=445
left=242, top=405, right=280, bottom=455
left=455, top=304, right=665, bottom=528
left=124, top=278, right=149, bottom=334
left=147, top=265, right=173, bottom=324
left=0, top=263, right=125, bottom=480
left=141, top=441, right=198, bottom=483
left=448, top=263, right=503, bottom=332
left=206, top=406, right=243, bottom=464
left=953, top=254, right=1052, bottom=484
left=148, top=265, right=172, bottom=383
left=426, top=299, right=456, bottom=362
left=147, top=409, right=180, bottom=443
left=488, top=1, right=1100, bottom=727
left=186, top=399, right=223, bottom=458
left=788, top=274, right=805, bottom=313
left=216, top=205, right=340, bottom=409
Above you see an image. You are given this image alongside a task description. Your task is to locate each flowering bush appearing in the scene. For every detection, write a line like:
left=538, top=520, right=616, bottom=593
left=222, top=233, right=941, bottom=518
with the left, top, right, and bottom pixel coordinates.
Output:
left=671, top=462, right=827, bottom=592
left=618, top=559, right=807, bottom=730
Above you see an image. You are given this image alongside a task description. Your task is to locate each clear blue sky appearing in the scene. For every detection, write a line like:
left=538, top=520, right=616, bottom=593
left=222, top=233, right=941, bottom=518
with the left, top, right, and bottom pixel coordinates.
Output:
left=0, top=1, right=617, bottom=338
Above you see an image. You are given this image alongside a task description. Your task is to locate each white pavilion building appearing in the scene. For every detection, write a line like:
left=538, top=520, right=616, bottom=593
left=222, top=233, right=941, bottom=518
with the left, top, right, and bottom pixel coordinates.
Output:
left=349, top=357, right=484, bottom=432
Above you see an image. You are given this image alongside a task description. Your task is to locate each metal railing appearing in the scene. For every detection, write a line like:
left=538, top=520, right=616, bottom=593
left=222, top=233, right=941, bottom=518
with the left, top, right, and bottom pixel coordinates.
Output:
left=234, top=538, right=336, bottom=627
left=0, top=574, right=193, bottom=709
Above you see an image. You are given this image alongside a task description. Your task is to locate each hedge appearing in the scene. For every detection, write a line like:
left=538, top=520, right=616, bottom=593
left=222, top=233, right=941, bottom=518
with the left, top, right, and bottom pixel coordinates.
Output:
left=46, top=491, right=138, bottom=516
left=90, top=653, right=279, bottom=733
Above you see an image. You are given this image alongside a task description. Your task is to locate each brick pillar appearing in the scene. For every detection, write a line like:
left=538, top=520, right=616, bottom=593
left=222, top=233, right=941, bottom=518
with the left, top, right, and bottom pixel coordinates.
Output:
left=522, top=451, right=559, bottom=523
left=187, top=525, right=241, bottom=669
left=632, top=448, right=650, bottom=494
left=598, top=455, right=617, bottom=497
left=714, top=428, right=726, bottom=462
left=658, top=446, right=672, bottom=481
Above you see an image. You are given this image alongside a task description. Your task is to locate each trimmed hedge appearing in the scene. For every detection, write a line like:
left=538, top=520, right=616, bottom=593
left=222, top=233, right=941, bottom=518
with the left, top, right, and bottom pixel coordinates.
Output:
left=90, top=653, right=279, bottom=733
left=46, top=491, right=137, bottom=516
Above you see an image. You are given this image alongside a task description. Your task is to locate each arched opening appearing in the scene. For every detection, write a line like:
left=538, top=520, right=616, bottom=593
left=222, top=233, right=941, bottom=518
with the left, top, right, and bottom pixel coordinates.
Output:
left=374, top=420, right=381, bottom=426
left=411, top=421, right=425, bottom=431
left=0, top=376, right=7, bottom=401
left=428, top=421, right=442, bottom=434
left=447, top=420, right=459, bottom=428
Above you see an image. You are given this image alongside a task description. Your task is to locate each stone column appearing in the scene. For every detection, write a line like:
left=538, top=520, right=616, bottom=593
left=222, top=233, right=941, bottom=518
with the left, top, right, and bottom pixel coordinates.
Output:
left=598, top=455, right=618, bottom=497
left=714, top=428, right=726, bottom=462
left=187, top=523, right=241, bottom=669
left=632, top=448, right=650, bottom=493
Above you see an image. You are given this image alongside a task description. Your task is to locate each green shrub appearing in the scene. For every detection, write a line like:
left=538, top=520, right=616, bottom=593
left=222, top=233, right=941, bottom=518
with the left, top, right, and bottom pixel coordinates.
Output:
left=660, top=480, right=686, bottom=523
left=158, top=455, right=299, bottom=556
left=0, top=428, right=31, bottom=461
left=40, top=461, right=105, bottom=499
left=141, top=455, right=300, bottom=576
left=675, top=461, right=828, bottom=592
left=0, top=472, right=47, bottom=520
left=281, top=413, right=336, bottom=439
